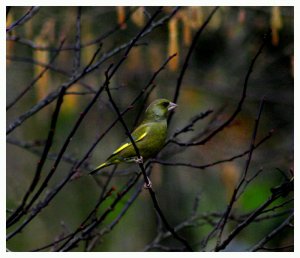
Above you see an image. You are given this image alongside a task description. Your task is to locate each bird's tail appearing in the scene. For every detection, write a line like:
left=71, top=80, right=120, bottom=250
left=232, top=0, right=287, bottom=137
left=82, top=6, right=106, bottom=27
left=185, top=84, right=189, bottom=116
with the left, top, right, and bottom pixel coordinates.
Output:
left=89, top=162, right=111, bottom=175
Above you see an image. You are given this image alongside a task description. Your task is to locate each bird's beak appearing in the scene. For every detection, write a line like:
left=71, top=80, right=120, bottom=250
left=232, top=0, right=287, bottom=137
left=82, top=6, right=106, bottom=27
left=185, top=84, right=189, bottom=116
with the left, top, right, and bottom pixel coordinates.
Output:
left=167, top=102, right=178, bottom=111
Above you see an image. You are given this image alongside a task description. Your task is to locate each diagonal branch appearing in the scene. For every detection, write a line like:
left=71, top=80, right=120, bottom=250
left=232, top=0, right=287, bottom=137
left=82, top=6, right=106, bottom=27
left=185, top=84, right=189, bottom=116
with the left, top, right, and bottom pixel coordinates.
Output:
left=6, top=7, right=180, bottom=135
left=168, top=6, right=219, bottom=124
left=152, top=130, right=272, bottom=170
left=215, top=97, right=266, bottom=249
left=172, top=30, right=271, bottom=147
left=6, top=7, right=139, bottom=51
left=72, top=7, right=81, bottom=76
left=6, top=39, right=66, bottom=111
left=214, top=178, right=293, bottom=251
left=6, top=86, right=67, bottom=227
left=6, top=43, right=102, bottom=135
left=249, top=213, right=294, bottom=251
left=6, top=6, right=40, bottom=33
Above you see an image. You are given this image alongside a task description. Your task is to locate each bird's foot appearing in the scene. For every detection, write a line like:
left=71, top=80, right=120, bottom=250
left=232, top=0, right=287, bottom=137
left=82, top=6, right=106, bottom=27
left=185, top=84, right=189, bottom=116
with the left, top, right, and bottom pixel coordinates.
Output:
left=133, top=156, right=144, bottom=164
left=143, top=177, right=152, bottom=189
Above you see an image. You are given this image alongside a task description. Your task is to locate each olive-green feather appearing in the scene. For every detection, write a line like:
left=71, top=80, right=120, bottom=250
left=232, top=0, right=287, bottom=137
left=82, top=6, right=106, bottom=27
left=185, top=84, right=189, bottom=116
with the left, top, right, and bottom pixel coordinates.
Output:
left=90, top=99, right=176, bottom=175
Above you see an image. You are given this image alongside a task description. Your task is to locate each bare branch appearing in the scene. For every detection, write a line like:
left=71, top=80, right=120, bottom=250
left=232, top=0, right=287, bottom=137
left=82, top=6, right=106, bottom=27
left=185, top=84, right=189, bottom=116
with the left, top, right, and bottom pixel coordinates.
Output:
left=6, top=7, right=180, bottom=135
left=6, top=7, right=40, bottom=33
left=72, top=7, right=81, bottom=76
left=59, top=173, right=142, bottom=251
left=6, top=7, right=138, bottom=51
left=6, top=39, right=66, bottom=111
left=250, top=212, right=293, bottom=251
left=215, top=97, right=266, bottom=248
left=6, top=42, right=102, bottom=135
left=6, top=54, right=97, bottom=93
left=215, top=178, right=293, bottom=251
left=168, top=7, right=219, bottom=124
left=6, top=86, right=67, bottom=227
left=152, top=130, right=272, bottom=170
left=132, top=53, right=177, bottom=127
left=6, top=56, right=106, bottom=237
left=172, top=30, right=271, bottom=147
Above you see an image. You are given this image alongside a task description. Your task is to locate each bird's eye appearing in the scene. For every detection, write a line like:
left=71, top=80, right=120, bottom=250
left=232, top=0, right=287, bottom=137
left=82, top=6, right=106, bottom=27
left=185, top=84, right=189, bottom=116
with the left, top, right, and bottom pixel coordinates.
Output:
left=162, top=102, right=169, bottom=107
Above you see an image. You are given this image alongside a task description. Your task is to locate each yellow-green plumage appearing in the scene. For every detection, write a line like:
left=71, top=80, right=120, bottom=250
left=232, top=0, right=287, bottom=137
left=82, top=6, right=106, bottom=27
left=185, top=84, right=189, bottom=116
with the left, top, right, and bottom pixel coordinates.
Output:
left=90, top=99, right=177, bottom=174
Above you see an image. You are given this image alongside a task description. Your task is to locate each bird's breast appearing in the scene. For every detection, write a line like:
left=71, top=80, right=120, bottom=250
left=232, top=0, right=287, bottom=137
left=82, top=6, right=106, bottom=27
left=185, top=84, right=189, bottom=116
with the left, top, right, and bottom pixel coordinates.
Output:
left=136, top=121, right=167, bottom=159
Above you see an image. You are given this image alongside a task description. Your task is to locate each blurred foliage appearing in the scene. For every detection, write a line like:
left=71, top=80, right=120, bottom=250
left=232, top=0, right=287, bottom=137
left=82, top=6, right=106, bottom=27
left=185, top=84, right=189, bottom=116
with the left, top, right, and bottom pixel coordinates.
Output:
left=6, top=6, right=293, bottom=251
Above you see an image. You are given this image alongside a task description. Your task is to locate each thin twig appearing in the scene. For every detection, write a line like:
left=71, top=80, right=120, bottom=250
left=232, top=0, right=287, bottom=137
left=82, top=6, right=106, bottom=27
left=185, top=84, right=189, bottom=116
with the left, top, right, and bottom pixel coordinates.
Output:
left=172, top=30, right=271, bottom=147
left=132, top=53, right=177, bottom=128
left=214, top=179, right=293, bottom=251
left=57, top=185, right=116, bottom=251
left=30, top=173, right=133, bottom=252
left=6, top=49, right=105, bottom=237
left=59, top=173, right=142, bottom=251
left=6, top=7, right=139, bottom=51
left=6, top=7, right=180, bottom=135
left=86, top=180, right=145, bottom=251
left=6, top=44, right=103, bottom=229
left=7, top=86, right=67, bottom=227
left=249, top=213, right=294, bottom=251
left=72, top=7, right=81, bottom=76
left=173, top=110, right=214, bottom=138
left=152, top=130, right=272, bottom=170
left=7, top=54, right=98, bottom=93
left=6, top=7, right=40, bottom=33
left=168, top=7, right=219, bottom=124
left=6, top=39, right=66, bottom=111
left=7, top=137, right=91, bottom=170
left=6, top=43, right=102, bottom=135
left=260, top=198, right=294, bottom=215
left=215, top=97, right=266, bottom=249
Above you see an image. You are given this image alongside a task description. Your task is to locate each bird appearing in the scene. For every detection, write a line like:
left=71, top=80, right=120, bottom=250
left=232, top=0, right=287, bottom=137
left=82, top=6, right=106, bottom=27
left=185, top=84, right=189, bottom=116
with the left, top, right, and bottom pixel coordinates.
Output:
left=90, top=98, right=177, bottom=175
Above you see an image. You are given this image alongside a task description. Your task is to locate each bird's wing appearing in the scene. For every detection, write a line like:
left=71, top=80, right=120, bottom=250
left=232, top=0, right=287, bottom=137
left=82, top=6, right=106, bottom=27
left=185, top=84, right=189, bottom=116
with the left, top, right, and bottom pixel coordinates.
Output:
left=90, top=124, right=150, bottom=174
left=112, top=124, right=149, bottom=155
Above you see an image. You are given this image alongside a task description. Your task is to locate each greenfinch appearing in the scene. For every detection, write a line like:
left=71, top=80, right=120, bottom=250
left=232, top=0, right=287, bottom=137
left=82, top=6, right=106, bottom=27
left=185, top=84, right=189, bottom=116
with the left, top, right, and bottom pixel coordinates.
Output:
left=90, top=99, right=177, bottom=174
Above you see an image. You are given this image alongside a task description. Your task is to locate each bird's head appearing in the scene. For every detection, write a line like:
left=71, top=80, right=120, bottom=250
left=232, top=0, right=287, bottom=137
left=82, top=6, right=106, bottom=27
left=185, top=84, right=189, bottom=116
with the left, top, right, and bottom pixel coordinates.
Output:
left=144, top=99, right=177, bottom=122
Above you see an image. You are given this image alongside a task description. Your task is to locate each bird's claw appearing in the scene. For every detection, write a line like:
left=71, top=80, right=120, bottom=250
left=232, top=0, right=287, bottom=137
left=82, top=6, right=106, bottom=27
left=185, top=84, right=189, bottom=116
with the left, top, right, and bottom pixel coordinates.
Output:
left=143, top=177, right=152, bottom=189
left=134, top=156, right=144, bottom=164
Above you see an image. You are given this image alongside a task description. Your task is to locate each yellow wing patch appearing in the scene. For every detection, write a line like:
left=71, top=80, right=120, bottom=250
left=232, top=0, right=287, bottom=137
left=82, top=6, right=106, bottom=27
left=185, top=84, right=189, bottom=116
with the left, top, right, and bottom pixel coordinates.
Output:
left=113, top=143, right=130, bottom=154
left=136, top=131, right=147, bottom=142
left=112, top=131, right=147, bottom=155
